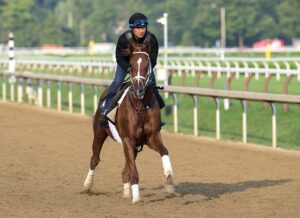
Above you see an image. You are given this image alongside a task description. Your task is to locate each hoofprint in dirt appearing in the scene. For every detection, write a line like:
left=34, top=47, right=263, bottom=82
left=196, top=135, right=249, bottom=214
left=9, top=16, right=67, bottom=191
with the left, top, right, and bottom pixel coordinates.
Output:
left=0, top=101, right=300, bottom=218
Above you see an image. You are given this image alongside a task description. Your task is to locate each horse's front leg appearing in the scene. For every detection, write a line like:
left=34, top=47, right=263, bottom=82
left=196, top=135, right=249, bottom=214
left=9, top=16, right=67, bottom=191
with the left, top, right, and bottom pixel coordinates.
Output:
left=122, top=150, right=138, bottom=199
left=123, top=138, right=140, bottom=204
left=147, top=132, right=175, bottom=194
left=122, top=162, right=131, bottom=198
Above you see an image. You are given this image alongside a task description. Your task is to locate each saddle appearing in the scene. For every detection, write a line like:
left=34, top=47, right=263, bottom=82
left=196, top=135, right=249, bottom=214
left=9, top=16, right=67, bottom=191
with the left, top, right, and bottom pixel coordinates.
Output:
left=101, top=81, right=131, bottom=123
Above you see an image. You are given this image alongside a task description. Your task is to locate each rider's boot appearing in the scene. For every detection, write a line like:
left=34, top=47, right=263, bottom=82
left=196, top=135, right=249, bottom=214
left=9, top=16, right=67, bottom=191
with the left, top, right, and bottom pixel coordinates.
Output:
left=99, top=111, right=109, bottom=128
left=99, top=96, right=113, bottom=128
left=154, top=88, right=166, bottom=127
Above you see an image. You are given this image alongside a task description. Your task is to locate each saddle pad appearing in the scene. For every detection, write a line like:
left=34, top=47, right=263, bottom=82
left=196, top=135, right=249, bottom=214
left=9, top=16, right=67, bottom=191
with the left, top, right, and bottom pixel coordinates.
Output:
left=107, top=87, right=130, bottom=123
left=108, top=121, right=122, bottom=144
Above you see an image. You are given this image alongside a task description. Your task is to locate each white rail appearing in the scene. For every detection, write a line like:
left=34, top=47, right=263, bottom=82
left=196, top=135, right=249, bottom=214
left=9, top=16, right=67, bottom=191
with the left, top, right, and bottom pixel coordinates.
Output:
left=1, top=71, right=300, bottom=148
left=1, top=59, right=299, bottom=76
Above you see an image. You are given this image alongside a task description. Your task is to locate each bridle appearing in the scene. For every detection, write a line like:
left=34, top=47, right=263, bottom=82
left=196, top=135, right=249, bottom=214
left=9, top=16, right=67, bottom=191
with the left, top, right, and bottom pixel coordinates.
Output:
left=127, top=51, right=155, bottom=145
left=128, top=51, right=152, bottom=98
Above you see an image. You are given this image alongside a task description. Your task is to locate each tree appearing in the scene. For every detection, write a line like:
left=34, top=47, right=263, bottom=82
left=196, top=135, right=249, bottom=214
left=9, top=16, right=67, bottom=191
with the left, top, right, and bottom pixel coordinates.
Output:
left=0, top=0, right=38, bottom=46
left=277, top=0, right=300, bottom=44
left=0, top=0, right=299, bottom=47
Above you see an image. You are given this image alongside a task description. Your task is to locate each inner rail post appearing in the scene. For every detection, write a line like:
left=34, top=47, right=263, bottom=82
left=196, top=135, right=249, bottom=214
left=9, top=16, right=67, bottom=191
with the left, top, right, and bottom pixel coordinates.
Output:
left=270, top=102, right=277, bottom=148
left=171, top=93, right=178, bottom=133
left=93, top=85, right=98, bottom=113
left=80, top=83, right=85, bottom=115
left=213, top=97, right=221, bottom=140
left=241, top=100, right=247, bottom=143
left=57, top=81, right=61, bottom=111
left=17, top=77, right=23, bottom=103
left=47, top=80, right=51, bottom=108
left=37, top=79, right=43, bottom=107
left=192, top=95, right=198, bottom=136
left=2, top=74, right=6, bottom=101
left=9, top=76, right=15, bottom=102
left=68, top=82, right=73, bottom=113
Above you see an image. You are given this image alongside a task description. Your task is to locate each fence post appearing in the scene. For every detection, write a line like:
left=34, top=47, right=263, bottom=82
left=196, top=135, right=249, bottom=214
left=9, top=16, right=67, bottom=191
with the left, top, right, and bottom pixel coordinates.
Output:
left=8, top=32, right=16, bottom=101
left=274, top=62, right=280, bottom=81
left=171, top=93, right=178, bottom=133
left=192, top=95, right=198, bottom=136
left=241, top=100, right=247, bottom=143
left=2, top=75, right=6, bottom=101
left=270, top=103, right=277, bottom=148
left=214, top=97, right=221, bottom=140
left=17, top=77, right=23, bottom=103
left=57, top=81, right=61, bottom=111
left=234, top=61, right=240, bottom=79
left=38, top=79, right=43, bottom=107
left=68, top=82, right=73, bottom=113
left=253, top=61, right=260, bottom=80
left=263, top=74, right=273, bottom=108
left=47, top=80, right=51, bottom=108
left=93, top=85, right=98, bottom=113
left=80, top=83, right=85, bottom=115
left=282, top=75, right=293, bottom=112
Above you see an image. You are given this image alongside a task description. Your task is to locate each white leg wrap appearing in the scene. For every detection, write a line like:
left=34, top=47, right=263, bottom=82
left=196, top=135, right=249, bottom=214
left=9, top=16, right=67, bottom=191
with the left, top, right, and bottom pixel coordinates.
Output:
left=131, top=184, right=140, bottom=204
left=162, top=155, right=174, bottom=178
left=123, top=183, right=131, bottom=198
left=83, top=169, right=95, bottom=191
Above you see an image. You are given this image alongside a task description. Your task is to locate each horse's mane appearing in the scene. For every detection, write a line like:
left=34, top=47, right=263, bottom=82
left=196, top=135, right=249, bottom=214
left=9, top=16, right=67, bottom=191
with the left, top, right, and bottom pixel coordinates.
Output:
left=122, top=41, right=151, bottom=56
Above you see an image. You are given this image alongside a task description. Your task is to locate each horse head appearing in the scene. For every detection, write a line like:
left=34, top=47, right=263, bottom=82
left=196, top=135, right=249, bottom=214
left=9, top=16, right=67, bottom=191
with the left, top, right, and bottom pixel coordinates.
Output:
left=125, top=41, right=151, bottom=99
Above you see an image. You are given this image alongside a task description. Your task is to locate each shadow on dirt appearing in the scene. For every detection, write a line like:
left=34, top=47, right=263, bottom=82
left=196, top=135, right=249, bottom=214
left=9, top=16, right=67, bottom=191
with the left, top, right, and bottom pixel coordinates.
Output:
left=146, top=179, right=293, bottom=205
left=175, top=178, right=293, bottom=200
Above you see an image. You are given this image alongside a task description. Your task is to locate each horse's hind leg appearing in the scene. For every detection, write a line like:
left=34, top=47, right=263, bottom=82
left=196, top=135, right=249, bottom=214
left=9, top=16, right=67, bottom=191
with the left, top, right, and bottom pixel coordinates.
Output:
left=147, top=133, right=175, bottom=194
left=83, top=127, right=108, bottom=192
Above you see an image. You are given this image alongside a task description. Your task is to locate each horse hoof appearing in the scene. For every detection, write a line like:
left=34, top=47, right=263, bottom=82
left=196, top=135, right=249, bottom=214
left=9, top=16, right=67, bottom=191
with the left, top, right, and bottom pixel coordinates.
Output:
left=84, top=169, right=94, bottom=192
left=166, top=184, right=175, bottom=194
left=83, top=180, right=93, bottom=192
left=132, top=196, right=140, bottom=204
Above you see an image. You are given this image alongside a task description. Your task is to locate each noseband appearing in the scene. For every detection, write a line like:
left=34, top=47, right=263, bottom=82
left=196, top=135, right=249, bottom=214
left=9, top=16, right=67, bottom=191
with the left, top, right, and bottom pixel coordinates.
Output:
left=129, top=51, right=151, bottom=94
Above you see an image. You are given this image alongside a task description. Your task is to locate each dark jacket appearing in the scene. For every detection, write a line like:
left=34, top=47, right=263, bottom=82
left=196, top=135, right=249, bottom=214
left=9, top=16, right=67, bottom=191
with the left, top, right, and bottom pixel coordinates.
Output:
left=115, top=30, right=159, bottom=72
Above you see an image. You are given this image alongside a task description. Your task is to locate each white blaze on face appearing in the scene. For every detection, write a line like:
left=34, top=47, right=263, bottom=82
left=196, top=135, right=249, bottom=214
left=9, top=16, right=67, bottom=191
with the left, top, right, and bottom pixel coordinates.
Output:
left=135, top=57, right=143, bottom=86
left=137, top=58, right=142, bottom=82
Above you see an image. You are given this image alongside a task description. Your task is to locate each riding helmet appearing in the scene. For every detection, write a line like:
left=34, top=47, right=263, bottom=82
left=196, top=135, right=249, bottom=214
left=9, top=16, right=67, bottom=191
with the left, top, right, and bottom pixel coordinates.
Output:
left=128, top=12, right=148, bottom=28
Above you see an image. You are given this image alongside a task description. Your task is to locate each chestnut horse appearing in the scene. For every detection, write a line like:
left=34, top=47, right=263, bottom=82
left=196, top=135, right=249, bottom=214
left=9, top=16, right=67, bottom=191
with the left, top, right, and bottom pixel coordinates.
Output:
left=83, top=41, right=175, bottom=204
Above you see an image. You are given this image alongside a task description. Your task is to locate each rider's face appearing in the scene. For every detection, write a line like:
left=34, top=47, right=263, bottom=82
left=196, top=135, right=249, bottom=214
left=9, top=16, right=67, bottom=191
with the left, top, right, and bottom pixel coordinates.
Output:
left=132, top=27, right=146, bottom=39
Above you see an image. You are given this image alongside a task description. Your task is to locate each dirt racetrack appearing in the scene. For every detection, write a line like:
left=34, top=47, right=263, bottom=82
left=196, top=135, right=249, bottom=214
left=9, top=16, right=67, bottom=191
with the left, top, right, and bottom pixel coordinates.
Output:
left=1, top=101, right=300, bottom=218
